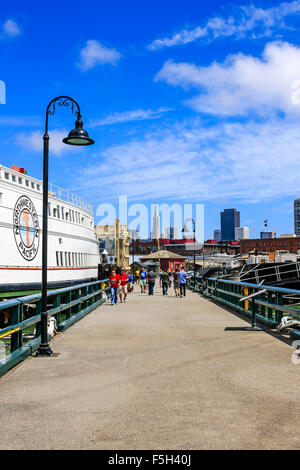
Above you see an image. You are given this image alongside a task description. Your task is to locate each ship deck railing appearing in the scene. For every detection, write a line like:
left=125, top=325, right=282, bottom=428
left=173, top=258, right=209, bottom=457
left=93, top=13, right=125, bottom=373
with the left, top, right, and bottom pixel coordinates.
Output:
left=0, top=279, right=110, bottom=377
left=48, top=183, right=93, bottom=214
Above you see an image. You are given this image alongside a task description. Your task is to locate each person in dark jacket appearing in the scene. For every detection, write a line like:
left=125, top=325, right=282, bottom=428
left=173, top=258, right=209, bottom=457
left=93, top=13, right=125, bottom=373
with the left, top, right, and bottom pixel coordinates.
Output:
left=173, top=268, right=180, bottom=297
left=147, top=268, right=156, bottom=295
left=161, top=270, right=169, bottom=295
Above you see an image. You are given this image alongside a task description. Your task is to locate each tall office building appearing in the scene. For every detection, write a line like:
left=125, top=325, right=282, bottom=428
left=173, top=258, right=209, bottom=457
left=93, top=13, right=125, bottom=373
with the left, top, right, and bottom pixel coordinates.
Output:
left=294, top=199, right=300, bottom=236
left=213, top=229, right=221, bottom=241
left=151, top=204, right=161, bottom=240
left=260, top=231, right=276, bottom=239
left=165, top=226, right=179, bottom=240
left=235, top=227, right=249, bottom=240
left=220, top=208, right=240, bottom=241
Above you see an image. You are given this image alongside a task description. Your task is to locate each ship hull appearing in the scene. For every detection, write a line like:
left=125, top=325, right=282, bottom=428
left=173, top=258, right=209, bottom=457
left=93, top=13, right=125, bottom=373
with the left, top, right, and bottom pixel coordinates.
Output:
left=0, top=165, right=100, bottom=296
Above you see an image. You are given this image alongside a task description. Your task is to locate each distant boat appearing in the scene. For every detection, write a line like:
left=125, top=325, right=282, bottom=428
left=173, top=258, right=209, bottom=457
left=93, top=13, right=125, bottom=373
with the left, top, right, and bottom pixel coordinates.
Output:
left=0, top=164, right=100, bottom=297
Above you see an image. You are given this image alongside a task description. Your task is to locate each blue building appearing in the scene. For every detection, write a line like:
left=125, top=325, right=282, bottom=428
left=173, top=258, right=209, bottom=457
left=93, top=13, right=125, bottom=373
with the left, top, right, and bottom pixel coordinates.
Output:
left=220, top=209, right=240, bottom=241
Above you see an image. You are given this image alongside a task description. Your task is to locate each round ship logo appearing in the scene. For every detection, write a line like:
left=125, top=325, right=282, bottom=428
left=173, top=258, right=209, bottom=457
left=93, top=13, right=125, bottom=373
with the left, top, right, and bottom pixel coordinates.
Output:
left=13, top=196, right=40, bottom=261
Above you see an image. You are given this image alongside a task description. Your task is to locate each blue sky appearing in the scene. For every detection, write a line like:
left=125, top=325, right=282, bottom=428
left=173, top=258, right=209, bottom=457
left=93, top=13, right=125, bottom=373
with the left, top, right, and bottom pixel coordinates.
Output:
left=1, top=0, right=300, bottom=238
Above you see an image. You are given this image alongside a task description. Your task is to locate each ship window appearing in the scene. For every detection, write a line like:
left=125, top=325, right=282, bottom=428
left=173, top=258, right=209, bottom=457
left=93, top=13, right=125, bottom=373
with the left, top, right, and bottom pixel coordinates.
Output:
left=56, top=205, right=60, bottom=218
left=18, top=177, right=23, bottom=184
left=37, top=184, right=41, bottom=191
left=61, top=207, right=65, bottom=220
left=60, top=252, right=64, bottom=266
left=4, top=172, right=9, bottom=180
left=72, top=253, right=75, bottom=266
left=53, top=208, right=57, bottom=217
left=25, top=180, right=29, bottom=187
left=56, top=251, right=60, bottom=267
left=12, top=175, right=16, bottom=182
left=65, top=212, right=69, bottom=221
left=65, top=252, right=68, bottom=266
left=31, top=182, right=35, bottom=189
left=68, top=252, right=71, bottom=266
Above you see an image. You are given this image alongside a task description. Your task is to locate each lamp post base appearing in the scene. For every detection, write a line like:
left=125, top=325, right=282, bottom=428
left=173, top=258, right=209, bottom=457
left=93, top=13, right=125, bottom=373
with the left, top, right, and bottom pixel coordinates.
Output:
left=36, top=343, right=53, bottom=356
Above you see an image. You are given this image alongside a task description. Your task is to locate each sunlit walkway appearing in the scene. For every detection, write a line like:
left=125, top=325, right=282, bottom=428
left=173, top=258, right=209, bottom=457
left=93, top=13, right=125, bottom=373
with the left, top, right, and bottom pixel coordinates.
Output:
left=1, top=285, right=300, bottom=450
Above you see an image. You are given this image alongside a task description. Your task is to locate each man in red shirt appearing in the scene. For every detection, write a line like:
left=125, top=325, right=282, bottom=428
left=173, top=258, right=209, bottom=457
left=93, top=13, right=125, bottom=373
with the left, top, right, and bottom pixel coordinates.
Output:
left=119, top=268, right=129, bottom=303
left=109, top=269, right=120, bottom=305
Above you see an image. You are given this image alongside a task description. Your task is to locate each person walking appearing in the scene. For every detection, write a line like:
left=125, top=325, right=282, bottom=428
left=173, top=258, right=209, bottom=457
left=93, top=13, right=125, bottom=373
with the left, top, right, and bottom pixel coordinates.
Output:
left=147, top=268, right=156, bottom=295
left=119, top=268, right=129, bottom=303
left=158, top=269, right=162, bottom=287
left=179, top=266, right=187, bottom=298
left=161, top=270, right=169, bottom=295
left=128, top=271, right=134, bottom=293
left=109, top=269, right=120, bottom=305
left=173, top=267, right=180, bottom=297
left=135, top=268, right=140, bottom=284
left=139, top=267, right=147, bottom=293
left=167, top=268, right=172, bottom=287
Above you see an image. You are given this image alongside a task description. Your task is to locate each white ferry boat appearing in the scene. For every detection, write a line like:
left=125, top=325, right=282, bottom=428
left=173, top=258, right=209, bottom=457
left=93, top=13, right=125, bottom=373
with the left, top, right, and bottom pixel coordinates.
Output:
left=0, top=164, right=100, bottom=296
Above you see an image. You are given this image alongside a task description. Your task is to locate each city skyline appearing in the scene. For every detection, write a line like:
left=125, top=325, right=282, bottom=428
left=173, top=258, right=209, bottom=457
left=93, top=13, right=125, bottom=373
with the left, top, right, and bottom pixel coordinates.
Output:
left=0, top=0, right=299, bottom=239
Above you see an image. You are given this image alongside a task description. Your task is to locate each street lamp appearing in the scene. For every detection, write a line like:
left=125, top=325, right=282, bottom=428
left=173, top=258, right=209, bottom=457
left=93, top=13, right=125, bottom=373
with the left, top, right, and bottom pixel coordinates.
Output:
left=37, top=96, right=94, bottom=356
left=182, top=218, right=196, bottom=292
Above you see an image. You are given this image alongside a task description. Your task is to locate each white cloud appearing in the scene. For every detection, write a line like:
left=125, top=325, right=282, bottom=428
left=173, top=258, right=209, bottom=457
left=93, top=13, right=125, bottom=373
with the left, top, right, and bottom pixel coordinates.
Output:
left=155, top=41, right=300, bottom=116
left=3, top=19, right=21, bottom=37
left=89, top=107, right=173, bottom=127
left=147, top=1, right=300, bottom=50
left=0, top=115, right=41, bottom=126
left=15, top=129, right=79, bottom=156
left=73, top=117, right=300, bottom=204
left=77, top=40, right=121, bottom=71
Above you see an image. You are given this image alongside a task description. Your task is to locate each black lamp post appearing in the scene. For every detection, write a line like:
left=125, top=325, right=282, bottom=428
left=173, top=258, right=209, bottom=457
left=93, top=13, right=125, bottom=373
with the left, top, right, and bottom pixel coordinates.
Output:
left=182, top=218, right=196, bottom=292
left=36, top=96, right=94, bottom=356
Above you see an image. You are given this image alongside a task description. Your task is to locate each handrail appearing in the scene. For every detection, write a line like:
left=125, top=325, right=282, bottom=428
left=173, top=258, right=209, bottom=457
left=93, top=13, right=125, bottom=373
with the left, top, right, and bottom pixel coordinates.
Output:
left=188, top=276, right=300, bottom=338
left=0, top=279, right=110, bottom=377
left=208, top=277, right=300, bottom=295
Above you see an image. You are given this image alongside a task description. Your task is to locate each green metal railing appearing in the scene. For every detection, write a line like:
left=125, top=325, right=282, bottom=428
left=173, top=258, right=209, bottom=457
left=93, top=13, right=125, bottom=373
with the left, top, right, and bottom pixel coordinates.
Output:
left=188, top=276, right=300, bottom=338
left=0, top=279, right=110, bottom=377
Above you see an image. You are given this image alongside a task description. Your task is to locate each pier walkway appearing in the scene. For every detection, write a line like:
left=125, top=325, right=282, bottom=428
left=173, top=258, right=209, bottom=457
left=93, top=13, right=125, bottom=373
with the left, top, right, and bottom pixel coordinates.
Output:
left=1, top=286, right=300, bottom=450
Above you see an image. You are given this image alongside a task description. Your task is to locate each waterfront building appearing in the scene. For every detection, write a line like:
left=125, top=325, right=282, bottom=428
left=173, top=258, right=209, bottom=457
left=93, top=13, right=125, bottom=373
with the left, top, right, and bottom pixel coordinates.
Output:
left=240, top=236, right=300, bottom=254
left=95, top=218, right=130, bottom=270
left=140, top=249, right=186, bottom=272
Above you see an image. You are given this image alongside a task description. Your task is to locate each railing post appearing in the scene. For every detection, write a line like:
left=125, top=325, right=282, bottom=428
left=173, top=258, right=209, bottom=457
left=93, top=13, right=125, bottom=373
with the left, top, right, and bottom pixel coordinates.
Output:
left=267, top=291, right=273, bottom=321
left=276, top=292, right=283, bottom=324
left=54, top=294, right=61, bottom=327
left=10, top=303, right=22, bottom=353
left=35, top=299, right=42, bottom=341
left=65, top=291, right=72, bottom=320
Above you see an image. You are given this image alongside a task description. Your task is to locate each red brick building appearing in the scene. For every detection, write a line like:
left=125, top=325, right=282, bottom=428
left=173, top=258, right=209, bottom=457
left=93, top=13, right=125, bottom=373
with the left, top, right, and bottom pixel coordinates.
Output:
left=140, top=250, right=186, bottom=271
left=130, top=238, right=240, bottom=257
left=240, top=237, right=300, bottom=254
